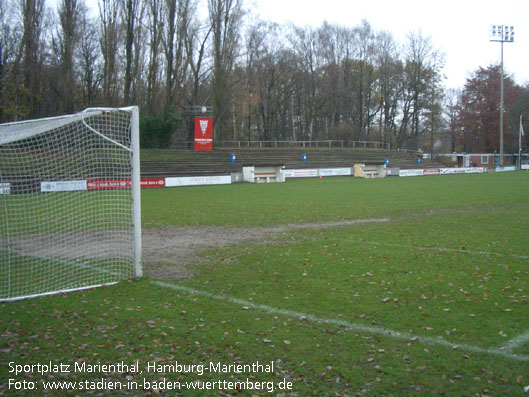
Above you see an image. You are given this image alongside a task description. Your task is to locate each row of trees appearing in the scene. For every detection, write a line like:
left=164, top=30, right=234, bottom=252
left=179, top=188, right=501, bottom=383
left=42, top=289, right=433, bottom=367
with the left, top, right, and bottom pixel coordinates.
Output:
left=0, top=0, right=212, bottom=119
left=1, top=0, right=527, bottom=152
left=232, top=20, right=446, bottom=150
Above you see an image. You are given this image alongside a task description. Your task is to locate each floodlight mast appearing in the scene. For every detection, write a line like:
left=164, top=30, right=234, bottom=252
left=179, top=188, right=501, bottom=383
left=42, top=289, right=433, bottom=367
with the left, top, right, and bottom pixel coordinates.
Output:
left=489, top=25, right=514, bottom=165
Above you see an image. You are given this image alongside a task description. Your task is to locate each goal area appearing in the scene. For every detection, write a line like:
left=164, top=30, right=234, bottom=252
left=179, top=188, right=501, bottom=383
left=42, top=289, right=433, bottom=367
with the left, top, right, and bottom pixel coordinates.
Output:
left=0, top=107, right=142, bottom=301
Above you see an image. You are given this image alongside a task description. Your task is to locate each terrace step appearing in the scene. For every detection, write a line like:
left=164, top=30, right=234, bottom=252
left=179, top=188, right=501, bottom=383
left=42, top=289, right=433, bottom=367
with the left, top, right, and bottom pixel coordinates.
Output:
left=140, top=148, right=445, bottom=178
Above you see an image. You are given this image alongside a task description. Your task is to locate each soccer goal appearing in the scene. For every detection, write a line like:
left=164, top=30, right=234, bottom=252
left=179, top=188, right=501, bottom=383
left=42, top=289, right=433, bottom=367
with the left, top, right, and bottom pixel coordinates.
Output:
left=0, top=107, right=142, bottom=301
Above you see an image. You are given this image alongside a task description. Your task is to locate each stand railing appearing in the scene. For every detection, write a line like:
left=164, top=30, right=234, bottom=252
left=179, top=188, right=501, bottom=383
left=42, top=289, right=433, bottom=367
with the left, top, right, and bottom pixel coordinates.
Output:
left=214, top=140, right=391, bottom=149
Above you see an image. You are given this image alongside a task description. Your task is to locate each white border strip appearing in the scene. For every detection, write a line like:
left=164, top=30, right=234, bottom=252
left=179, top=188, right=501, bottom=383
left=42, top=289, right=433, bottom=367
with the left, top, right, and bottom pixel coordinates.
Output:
left=399, top=167, right=487, bottom=177
left=284, top=169, right=319, bottom=178
left=153, top=281, right=529, bottom=362
left=165, top=175, right=231, bottom=187
left=41, top=180, right=87, bottom=192
left=496, top=166, right=516, bottom=172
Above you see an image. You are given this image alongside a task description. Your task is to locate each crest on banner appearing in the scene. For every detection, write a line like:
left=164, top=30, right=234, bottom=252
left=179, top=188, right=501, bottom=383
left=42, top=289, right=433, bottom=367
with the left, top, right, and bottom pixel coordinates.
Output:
left=200, top=120, right=208, bottom=135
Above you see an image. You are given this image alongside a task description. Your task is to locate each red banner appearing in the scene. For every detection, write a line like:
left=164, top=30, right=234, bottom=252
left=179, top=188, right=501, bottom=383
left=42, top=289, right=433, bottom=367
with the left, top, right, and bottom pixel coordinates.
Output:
left=87, top=179, right=130, bottom=190
left=194, top=117, right=213, bottom=151
left=422, top=168, right=441, bottom=176
left=87, top=178, right=165, bottom=190
left=140, top=178, right=165, bottom=188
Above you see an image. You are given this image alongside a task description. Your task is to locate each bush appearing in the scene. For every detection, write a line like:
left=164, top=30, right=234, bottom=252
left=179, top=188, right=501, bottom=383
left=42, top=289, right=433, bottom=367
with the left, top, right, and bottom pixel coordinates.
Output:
left=140, top=111, right=182, bottom=148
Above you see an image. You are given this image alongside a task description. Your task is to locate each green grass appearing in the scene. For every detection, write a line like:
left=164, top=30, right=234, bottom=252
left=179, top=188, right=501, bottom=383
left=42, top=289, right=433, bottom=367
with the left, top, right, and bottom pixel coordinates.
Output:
left=1, top=172, right=529, bottom=395
left=188, top=207, right=529, bottom=349
left=141, top=172, right=528, bottom=227
left=1, top=190, right=132, bottom=234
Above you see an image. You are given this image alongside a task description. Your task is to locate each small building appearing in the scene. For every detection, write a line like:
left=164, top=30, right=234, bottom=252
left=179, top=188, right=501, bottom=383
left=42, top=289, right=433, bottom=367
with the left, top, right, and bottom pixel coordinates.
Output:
left=440, top=153, right=513, bottom=167
left=242, top=165, right=286, bottom=183
left=353, top=162, right=386, bottom=178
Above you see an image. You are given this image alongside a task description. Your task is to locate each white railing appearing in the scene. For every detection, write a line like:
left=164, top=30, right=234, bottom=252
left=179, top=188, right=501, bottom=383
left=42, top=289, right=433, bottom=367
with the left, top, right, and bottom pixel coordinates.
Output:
left=214, top=140, right=391, bottom=149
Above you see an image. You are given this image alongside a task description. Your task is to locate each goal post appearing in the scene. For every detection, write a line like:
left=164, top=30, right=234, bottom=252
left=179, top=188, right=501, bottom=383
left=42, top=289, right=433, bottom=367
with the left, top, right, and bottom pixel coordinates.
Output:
left=0, top=106, right=142, bottom=301
left=130, top=106, right=142, bottom=278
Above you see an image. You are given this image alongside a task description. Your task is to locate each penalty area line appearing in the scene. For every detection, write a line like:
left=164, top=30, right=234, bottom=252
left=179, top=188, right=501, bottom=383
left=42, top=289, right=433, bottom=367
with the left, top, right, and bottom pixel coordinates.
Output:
left=335, top=239, right=529, bottom=261
left=152, top=281, right=529, bottom=363
left=500, top=329, right=529, bottom=352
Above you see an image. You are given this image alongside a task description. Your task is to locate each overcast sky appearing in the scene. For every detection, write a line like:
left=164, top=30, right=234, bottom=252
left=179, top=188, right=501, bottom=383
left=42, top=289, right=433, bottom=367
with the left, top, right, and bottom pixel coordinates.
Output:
left=245, top=0, right=528, bottom=89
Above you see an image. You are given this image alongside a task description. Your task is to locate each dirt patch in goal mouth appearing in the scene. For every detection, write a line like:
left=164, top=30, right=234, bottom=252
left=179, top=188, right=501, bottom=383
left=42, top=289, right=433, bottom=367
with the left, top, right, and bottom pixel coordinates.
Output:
left=142, top=218, right=388, bottom=279
left=2, top=218, right=388, bottom=281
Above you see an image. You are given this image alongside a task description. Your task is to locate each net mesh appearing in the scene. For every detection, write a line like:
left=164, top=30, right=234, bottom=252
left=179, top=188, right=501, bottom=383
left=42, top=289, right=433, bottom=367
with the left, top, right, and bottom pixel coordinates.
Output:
left=0, top=108, right=138, bottom=301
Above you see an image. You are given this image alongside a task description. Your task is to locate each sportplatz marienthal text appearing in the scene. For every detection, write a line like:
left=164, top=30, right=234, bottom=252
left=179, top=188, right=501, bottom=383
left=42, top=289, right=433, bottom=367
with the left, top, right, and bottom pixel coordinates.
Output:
left=8, top=360, right=275, bottom=376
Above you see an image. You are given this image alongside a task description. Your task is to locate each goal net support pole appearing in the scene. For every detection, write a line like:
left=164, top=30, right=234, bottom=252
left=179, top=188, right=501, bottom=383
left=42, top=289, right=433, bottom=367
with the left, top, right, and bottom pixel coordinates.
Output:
left=131, top=106, right=142, bottom=277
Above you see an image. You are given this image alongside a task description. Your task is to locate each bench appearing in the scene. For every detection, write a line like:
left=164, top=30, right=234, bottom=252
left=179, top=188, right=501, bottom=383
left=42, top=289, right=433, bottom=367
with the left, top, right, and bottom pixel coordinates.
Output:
left=362, top=170, right=378, bottom=179
left=254, top=172, right=277, bottom=183
left=242, top=165, right=286, bottom=183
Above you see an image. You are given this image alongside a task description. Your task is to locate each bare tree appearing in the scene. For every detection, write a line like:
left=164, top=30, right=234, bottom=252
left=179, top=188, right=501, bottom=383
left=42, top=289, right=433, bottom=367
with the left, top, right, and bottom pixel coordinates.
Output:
left=403, top=31, right=445, bottom=149
left=208, top=0, right=243, bottom=140
left=77, top=5, right=102, bottom=107
left=241, top=21, right=294, bottom=141
left=145, top=0, right=162, bottom=113
left=121, top=0, right=141, bottom=105
left=18, top=0, right=46, bottom=118
left=99, top=0, right=120, bottom=106
left=186, top=21, right=212, bottom=108
left=316, top=22, right=347, bottom=136
left=57, top=0, right=80, bottom=113
left=163, top=0, right=176, bottom=108
left=443, top=88, right=461, bottom=152
left=130, top=1, right=145, bottom=106
left=163, top=0, right=195, bottom=110
left=0, top=0, right=23, bottom=120
left=352, top=20, right=376, bottom=140
left=375, top=31, right=403, bottom=146
left=289, top=25, right=319, bottom=140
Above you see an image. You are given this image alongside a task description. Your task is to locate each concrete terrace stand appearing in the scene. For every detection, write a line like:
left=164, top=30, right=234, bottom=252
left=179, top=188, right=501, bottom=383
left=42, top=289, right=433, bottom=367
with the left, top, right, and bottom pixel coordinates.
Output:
left=242, top=164, right=286, bottom=183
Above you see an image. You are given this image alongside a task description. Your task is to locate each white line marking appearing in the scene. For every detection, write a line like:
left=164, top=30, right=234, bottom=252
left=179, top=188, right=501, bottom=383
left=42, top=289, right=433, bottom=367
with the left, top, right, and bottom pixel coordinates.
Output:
left=153, top=281, right=529, bottom=362
left=0, top=282, right=119, bottom=302
left=501, top=329, right=529, bottom=352
left=336, top=239, right=529, bottom=261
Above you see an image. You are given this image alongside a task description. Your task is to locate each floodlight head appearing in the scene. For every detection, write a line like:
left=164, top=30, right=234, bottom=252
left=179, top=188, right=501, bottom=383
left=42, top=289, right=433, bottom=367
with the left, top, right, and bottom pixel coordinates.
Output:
left=490, top=24, right=515, bottom=42
left=490, top=25, right=501, bottom=41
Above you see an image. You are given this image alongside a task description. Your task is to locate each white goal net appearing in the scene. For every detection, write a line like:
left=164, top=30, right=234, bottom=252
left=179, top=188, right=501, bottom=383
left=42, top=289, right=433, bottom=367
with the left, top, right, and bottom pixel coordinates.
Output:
left=0, top=107, right=142, bottom=301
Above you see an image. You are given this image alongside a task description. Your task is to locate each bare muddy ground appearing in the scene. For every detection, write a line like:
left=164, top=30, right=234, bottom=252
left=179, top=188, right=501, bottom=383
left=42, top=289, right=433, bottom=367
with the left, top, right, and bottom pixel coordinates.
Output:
left=2, top=218, right=388, bottom=280
left=142, top=218, right=389, bottom=279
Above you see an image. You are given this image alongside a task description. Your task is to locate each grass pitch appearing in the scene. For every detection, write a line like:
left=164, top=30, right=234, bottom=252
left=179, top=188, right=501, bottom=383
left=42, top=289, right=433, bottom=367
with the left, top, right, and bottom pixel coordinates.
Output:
left=1, top=172, right=529, bottom=395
